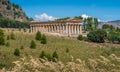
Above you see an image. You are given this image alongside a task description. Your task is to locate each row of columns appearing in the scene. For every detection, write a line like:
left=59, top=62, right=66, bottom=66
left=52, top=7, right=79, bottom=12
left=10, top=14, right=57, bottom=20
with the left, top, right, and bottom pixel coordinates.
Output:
left=30, top=24, right=82, bottom=36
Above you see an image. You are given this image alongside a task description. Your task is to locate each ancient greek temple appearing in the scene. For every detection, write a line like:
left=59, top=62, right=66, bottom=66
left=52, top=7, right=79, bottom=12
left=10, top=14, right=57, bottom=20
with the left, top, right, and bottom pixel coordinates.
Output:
left=30, top=19, right=82, bottom=36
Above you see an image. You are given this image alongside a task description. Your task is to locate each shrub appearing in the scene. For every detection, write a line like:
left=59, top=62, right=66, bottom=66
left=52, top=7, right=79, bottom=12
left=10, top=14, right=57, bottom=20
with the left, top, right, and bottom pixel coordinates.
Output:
left=23, top=28, right=27, bottom=32
left=107, top=31, right=120, bottom=43
left=20, top=45, right=24, bottom=49
left=6, top=42, right=10, bottom=47
left=35, top=31, right=41, bottom=41
left=41, top=34, right=47, bottom=44
left=52, top=51, right=58, bottom=59
left=6, top=5, right=11, bottom=10
left=39, top=51, right=46, bottom=58
left=77, top=35, right=83, bottom=40
left=10, top=32, right=15, bottom=40
left=6, top=35, right=10, bottom=40
left=46, top=54, right=52, bottom=61
left=87, top=29, right=107, bottom=43
left=30, top=40, right=36, bottom=49
left=0, top=29, right=5, bottom=45
left=66, top=48, right=69, bottom=53
left=14, top=48, right=20, bottom=56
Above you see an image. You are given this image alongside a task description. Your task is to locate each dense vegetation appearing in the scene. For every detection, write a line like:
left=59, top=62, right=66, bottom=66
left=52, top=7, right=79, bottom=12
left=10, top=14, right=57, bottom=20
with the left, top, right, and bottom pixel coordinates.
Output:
left=87, top=29, right=107, bottom=43
left=0, top=18, right=30, bottom=28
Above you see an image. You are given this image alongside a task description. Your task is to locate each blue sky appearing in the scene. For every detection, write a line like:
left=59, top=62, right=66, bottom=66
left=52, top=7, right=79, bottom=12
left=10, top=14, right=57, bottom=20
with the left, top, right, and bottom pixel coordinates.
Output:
left=10, top=0, right=120, bottom=21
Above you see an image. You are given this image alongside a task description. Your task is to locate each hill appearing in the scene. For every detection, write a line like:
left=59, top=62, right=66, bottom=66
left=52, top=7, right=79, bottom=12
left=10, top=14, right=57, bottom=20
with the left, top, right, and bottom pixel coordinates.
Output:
left=99, top=20, right=120, bottom=28
left=0, top=0, right=28, bottom=22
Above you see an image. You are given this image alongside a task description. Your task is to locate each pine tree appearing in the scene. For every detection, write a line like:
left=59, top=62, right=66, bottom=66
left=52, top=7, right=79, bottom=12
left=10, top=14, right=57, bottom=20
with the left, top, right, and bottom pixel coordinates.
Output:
left=10, top=32, right=15, bottom=40
left=35, top=31, right=41, bottom=41
left=41, top=34, right=47, bottom=44
left=0, top=29, right=5, bottom=45
left=40, top=51, right=46, bottom=58
left=14, top=48, right=20, bottom=56
left=52, top=51, right=58, bottom=59
left=30, top=40, right=36, bottom=49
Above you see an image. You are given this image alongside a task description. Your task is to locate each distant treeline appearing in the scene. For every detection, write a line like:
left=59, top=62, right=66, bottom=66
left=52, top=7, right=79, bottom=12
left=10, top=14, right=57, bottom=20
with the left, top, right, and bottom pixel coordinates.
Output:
left=0, top=18, right=30, bottom=28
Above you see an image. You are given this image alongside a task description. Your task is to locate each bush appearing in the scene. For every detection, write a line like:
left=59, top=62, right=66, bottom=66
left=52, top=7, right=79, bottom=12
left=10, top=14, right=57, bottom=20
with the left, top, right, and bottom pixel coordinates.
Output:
left=66, top=48, right=69, bottom=53
left=107, top=31, right=120, bottom=43
left=52, top=51, right=58, bottom=59
left=41, top=34, right=47, bottom=44
left=10, top=32, right=15, bottom=40
left=30, top=40, right=36, bottom=49
left=35, top=31, right=41, bottom=41
left=14, top=48, right=20, bottom=56
left=20, top=45, right=24, bottom=49
left=6, top=5, right=11, bottom=10
left=6, top=35, right=10, bottom=40
left=39, top=51, right=46, bottom=58
left=87, top=29, right=107, bottom=43
left=0, top=29, right=5, bottom=45
left=6, top=42, right=10, bottom=46
left=77, top=35, right=83, bottom=40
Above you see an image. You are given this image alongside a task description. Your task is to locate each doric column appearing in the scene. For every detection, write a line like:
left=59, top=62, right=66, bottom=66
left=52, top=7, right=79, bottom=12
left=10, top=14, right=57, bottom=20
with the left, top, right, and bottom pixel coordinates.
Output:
left=66, top=25, right=68, bottom=34
left=77, top=24, right=79, bottom=35
left=74, top=25, right=76, bottom=34
left=68, top=24, right=71, bottom=36
left=80, top=25, right=82, bottom=34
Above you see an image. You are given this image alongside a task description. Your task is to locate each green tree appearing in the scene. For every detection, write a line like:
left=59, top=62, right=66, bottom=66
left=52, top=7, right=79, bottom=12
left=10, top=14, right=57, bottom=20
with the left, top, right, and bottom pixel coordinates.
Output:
left=39, top=51, right=46, bottom=58
left=66, top=48, right=69, bottom=53
left=52, top=51, right=58, bottom=59
left=77, top=35, right=83, bottom=40
left=41, top=34, right=47, bottom=44
left=14, top=48, right=20, bottom=56
left=20, top=45, right=24, bottom=49
left=0, top=29, right=5, bottom=45
left=87, top=29, right=107, bottom=43
left=6, top=42, right=10, bottom=47
left=35, top=31, right=41, bottom=41
left=10, top=32, right=15, bottom=40
left=107, top=31, right=120, bottom=43
left=6, top=35, right=10, bottom=40
left=30, top=40, right=36, bottom=49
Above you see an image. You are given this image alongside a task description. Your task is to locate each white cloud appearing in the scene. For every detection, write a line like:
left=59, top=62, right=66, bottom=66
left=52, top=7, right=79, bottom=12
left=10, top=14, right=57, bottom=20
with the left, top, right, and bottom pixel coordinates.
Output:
left=98, top=19, right=101, bottom=22
left=81, top=14, right=90, bottom=19
left=35, top=13, right=57, bottom=21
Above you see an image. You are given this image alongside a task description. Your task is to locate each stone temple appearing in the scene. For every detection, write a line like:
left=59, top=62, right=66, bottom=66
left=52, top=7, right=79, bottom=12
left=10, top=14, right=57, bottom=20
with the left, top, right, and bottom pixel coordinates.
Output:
left=30, top=19, right=82, bottom=36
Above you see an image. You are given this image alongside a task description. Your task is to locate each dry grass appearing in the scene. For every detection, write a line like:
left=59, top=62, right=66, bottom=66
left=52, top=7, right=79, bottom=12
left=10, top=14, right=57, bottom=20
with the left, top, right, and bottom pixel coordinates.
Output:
left=1, top=54, right=120, bottom=72
left=0, top=28, right=120, bottom=70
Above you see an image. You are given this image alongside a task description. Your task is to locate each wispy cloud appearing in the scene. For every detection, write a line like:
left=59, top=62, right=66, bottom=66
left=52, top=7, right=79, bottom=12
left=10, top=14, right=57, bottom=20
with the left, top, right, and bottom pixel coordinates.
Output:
left=35, top=13, right=57, bottom=21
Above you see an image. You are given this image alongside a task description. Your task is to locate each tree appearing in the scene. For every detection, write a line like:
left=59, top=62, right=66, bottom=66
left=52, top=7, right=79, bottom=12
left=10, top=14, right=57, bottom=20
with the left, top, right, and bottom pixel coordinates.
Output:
left=87, top=29, right=107, bottom=43
left=74, top=16, right=83, bottom=19
left=41, top=34, right=47, bottom=44
left=66, top=48, right=69, bottom=53
left=39, top=51, right=46, bottom=58
left=6, top=42, right=10, bottom=47
left=6, top=5, right=11, bottom=10
left=10, top=32, right=15, bottom=40
left=14, top=48, right=20, bottom=56
left=30, top=40, right=36, bottom=49
left=77, top=35, right=83, bottom=41
left=35, top=31, right=41, bottom=41
left=52, top=51, right=58, bottom=59
left=6, top=35, right=10, bottom=40
left=107, top=31, right=120, bottom=43
left=0, top=29, right=5, bottom=45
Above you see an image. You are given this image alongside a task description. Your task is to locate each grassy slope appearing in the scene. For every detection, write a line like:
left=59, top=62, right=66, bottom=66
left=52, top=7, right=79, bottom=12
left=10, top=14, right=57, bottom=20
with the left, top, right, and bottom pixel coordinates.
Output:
left=0, top=28, right=120, bottom=69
